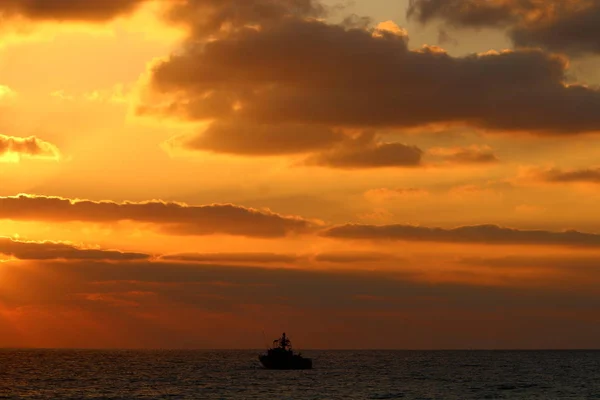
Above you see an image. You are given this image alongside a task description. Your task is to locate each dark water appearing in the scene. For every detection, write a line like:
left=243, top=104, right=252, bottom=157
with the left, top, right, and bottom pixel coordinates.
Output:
left=1, top=350, right=599, bottom=399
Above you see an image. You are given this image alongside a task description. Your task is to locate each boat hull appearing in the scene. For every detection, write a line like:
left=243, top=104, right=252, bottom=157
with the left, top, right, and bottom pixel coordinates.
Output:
left=259, top=355, right=312, bottom=370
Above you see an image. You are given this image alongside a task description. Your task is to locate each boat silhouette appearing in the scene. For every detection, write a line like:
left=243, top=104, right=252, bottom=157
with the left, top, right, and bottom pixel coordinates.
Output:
left=258, top=332, right=312, bottom=369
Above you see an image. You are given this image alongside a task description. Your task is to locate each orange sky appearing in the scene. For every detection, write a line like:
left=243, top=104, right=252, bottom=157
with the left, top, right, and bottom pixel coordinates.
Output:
left=2, top=0, right=600, bottom=349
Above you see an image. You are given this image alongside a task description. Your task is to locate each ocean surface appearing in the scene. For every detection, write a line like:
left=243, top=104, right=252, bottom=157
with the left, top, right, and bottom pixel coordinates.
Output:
left=0, top=350, right=599, bottom=399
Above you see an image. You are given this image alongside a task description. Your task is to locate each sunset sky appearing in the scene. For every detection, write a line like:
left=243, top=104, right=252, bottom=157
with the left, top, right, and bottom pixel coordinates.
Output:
left=2, top=0, right=600, bottom=349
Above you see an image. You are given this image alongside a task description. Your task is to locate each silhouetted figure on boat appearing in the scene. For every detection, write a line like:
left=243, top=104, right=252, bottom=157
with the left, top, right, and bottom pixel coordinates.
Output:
left=259, top=332, right=312, bottom=369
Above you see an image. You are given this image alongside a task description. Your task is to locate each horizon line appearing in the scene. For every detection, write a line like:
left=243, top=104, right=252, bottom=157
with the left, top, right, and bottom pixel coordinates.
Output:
left=2, top=347, right=600, bottom=351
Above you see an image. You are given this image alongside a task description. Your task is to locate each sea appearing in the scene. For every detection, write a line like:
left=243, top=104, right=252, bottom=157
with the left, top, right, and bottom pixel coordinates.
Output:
left=0, top=349, right=599, bottom=399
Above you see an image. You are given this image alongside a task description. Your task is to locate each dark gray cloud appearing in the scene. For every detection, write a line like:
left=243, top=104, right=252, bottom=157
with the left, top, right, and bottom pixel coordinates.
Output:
left=459, top=255, right=600, bottom=270
left=165, top=0, right=325, bottom=38
left=161, top=252, right=299, bottom=264
left=306, top=133, right=423, bottom=168
left=172, top=123, right=424, bottom=168
left=0, top=194, right=316, bottom=238
left=142, top=11, right=600, bottom=138
left=322, top=223, right=600, bottom=247
left=408, top=0, right=600, bottom=55
left=0, top=0, right=146, bottom=21
left=539, top=167, right=600, bottom=184
left=314, top=251, right=398, bottom=263
left=175, top=121, right=346, bottom=156
left=0, top=237, right=149, bottom=261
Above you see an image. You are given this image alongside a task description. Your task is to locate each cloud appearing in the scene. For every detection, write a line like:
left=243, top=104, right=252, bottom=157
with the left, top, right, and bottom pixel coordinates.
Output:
left=170, top=121, right=346, bottom=156
left=0, top=194, right=316, bottom=238
left=0, top=0, right=147, bottom=22
left=0, top=135, right=60, bottom=162
left=164, top=0, right=326, bottom=38
left=161, top=252, right=299, bottom=264
left=0, top=237, right=149, bottom=261
left=407, top=0, right=518, bottom=28
left=138, top=5, right=600, bottom=140
left=314, top=251, right=398, bottom=263
left=134, top=0, right=600, bottom=166
left=407, top=0, right=600, bottom=55
left=305, top=132, right=423, bottom=169
left=459, top=255, right=600, bottom=270
left=168, top=123, right=423, bottom=168
left=322, top=223, right=600, bottom=247
left=538, top=167, right=600, bottom=184
left=9, top=257, right=600, bottom=348
left=437, top=28, right=458, bottom=46
left=428, top=145, right=499, bottom=164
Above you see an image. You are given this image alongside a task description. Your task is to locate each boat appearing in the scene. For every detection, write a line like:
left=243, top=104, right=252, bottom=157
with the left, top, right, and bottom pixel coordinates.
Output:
left=258, top=332, right=312, bottom=369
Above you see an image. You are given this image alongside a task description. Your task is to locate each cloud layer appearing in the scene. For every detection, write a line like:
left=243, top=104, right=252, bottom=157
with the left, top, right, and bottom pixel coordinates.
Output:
left=6, top=256, right=600, bottom=348
left=0, top=195, right=315, bottom=238
left=0, top=0, right=146, bottom=22
left=0, top=237, right=149, bottom=261
left=538, top=167, right=600, bottom=184
left=408, top=0, right=600, bottom=55
left=140, top=4, right=600, bottom=142
left=323, top=223, right=600, bottom=247
left=161, top=252, right=298, bottom=264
